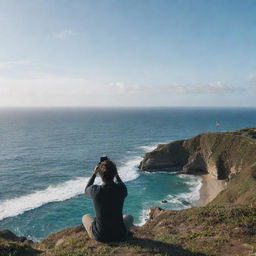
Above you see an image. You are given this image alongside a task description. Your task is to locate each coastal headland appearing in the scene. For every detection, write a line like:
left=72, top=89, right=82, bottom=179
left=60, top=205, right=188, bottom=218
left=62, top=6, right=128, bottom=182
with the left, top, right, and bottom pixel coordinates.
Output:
left=139, top=127, right=256, bottom=206
left=1, top=128, right=256, bottom=256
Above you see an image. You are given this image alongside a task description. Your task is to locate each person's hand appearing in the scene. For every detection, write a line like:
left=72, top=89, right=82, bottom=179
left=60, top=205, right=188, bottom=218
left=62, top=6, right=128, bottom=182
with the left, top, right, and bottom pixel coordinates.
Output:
left=93, top=164, right=100, bottom=175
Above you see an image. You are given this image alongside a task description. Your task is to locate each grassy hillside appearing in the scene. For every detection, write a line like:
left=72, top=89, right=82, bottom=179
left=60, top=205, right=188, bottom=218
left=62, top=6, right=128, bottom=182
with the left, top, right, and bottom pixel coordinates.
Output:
left=1, top=205, right=255, bottom=256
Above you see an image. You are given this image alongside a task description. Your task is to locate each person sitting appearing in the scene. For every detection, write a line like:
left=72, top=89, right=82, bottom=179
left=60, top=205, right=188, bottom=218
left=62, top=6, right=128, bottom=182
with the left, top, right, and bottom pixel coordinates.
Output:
left=82, top=158, right=134, bottom=242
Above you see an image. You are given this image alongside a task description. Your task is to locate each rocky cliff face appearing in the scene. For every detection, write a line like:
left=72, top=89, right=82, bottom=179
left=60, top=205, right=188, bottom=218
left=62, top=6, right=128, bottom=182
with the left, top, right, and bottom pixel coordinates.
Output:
left=139, top=128, right=256, bottom=180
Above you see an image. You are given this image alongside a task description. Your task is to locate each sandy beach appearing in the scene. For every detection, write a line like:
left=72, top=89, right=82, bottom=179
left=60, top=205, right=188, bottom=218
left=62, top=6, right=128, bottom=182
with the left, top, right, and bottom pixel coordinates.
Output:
left=198, top=174, right=226, bottom=206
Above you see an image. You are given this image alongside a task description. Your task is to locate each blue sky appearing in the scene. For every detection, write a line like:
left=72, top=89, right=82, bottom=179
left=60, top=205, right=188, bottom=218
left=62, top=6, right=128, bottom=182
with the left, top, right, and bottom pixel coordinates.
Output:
left=0, top=0, right=256, bottom=106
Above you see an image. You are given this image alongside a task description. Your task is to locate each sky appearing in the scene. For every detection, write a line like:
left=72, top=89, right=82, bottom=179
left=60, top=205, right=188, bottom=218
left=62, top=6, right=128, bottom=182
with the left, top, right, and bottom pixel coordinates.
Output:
left=0, top=0, right=256, bottom=107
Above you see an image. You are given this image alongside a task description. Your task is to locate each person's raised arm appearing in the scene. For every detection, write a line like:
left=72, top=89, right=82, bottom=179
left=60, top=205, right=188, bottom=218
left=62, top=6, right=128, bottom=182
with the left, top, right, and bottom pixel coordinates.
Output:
left=115, top=173, right=123, bottom=184
left=85, top=165, right=99, bottom=197
left=115, top=172, right=128, bottom=197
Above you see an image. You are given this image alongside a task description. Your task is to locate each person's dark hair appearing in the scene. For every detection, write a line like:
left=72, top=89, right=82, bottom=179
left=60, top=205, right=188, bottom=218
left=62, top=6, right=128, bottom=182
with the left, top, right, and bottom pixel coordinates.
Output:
left=98, top=160, right=117, bottom=182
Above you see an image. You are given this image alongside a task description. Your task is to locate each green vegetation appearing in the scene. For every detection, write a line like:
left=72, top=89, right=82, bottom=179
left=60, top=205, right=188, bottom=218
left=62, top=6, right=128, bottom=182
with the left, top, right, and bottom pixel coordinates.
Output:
left=0, top=238, right=39, bottom=256
left=2, top=205, right=255, bottom=256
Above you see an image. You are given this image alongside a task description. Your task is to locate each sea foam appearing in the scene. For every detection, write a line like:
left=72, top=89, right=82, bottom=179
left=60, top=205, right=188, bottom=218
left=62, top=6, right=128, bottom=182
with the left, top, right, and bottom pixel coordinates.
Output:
left=166, top=174, right=202, bottom=208
left=138, top=208, right=150, bottom=226
left=138, top=140, right=172, bottom=153
left=139, top=145, right=157, bottom=152
left=0, top=156, right=141, bottom=221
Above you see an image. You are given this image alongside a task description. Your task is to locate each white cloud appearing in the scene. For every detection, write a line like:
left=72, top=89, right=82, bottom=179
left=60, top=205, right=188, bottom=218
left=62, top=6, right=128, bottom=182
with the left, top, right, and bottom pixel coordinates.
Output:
left=0, top=76, right=248, bottom=106
left=0, top=60, right=32, bottom=69
left=52, top=29, right=75, bottom=39
left=0, top=76, right=92, bottom=106
left=167, top=82, right=241, bottom=94
left=109, top=81, right=243, bottom=95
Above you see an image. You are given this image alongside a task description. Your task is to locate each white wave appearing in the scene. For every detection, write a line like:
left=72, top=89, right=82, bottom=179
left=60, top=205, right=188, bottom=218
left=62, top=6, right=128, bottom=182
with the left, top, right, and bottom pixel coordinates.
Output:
left=182, top=174, right=203, bottom=202
left=167, top=174, right=202, bottom=208
left=163, top=196, right=184, bottom=207
left=0, top=156, right=141, bottom=221
left=137, top=208, right=150, bottom=226
left=139, top=145, right=157, bottom=152
left=139, top=140, right=172, bottom=153
left=0, top=177, right=89, bottom=221
left=144, top=170, right=179, bottom=175
left=118, top=156, right=141, bottom=182
left=135, top=175, right=203, bottom=227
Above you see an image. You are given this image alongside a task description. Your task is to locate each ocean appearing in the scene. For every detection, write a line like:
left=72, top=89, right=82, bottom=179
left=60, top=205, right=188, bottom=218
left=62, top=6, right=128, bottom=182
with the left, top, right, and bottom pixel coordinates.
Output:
left=0, top=107, right=256, bottom=241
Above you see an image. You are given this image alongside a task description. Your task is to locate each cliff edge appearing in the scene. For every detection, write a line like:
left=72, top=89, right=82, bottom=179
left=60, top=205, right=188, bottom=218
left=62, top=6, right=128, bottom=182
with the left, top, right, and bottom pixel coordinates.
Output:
left=1, top=205, right=255, bottom=256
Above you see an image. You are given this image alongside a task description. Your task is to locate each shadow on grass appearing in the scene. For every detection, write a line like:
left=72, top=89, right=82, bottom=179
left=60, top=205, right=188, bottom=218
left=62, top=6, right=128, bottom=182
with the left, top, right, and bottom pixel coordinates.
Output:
left=108, top=236, right=210, bottom=256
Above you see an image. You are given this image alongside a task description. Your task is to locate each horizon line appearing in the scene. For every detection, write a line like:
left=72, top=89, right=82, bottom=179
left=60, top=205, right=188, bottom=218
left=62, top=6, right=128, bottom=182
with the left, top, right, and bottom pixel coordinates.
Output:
left=0, top=105, right=256, bottom=109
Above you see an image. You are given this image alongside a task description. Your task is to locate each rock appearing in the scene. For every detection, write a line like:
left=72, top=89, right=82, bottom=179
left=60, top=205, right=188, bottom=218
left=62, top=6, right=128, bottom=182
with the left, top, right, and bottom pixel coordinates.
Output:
left=0, top=229, right=20, bottom=241
left=0, top=229, right=39, bottom=256
left=24, top=239, right=35, bottom=247
left=149, top=206, right=165, bottom=221
left=139, top=140, right=189, bottom=171
left=161, top=200, right=168, bottom=203
left=140, top=128, right=256, bottom=180
left=19, top=236, right=27, bottom=242
left=0, top=229, right=35, bottom=245
left=55, top=238, right=65, bottom=247
left=182, top=154, right=208, bottom=174
left=181, top=200, right=191, bottom=206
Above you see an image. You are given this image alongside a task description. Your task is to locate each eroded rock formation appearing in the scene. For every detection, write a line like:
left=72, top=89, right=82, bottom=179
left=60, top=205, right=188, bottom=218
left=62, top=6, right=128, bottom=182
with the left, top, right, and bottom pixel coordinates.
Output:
left=139, top=128, right=256, bottom=181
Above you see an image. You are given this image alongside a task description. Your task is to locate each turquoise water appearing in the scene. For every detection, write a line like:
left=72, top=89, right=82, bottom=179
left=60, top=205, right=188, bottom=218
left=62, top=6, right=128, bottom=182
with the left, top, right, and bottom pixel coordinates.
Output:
left=0, top=107, right=256, bottom=240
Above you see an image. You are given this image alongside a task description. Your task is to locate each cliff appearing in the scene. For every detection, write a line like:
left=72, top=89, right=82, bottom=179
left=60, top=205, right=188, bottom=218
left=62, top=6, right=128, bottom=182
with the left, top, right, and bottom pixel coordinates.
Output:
left=1, top=128, right=256, bottom=256
left=139, top=128, right=256, bottom=205
left=1, top=205, right=256, bottom=256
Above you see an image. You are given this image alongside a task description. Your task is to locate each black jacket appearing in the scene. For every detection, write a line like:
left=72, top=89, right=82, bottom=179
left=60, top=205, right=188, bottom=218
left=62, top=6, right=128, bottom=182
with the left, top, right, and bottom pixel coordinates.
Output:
left=85, top=174, right=127, bottom=242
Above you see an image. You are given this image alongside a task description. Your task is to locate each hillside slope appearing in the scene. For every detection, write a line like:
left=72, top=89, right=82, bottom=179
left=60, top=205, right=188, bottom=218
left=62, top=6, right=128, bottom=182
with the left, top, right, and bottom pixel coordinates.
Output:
left=1, top=205, right=255, bottom=256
